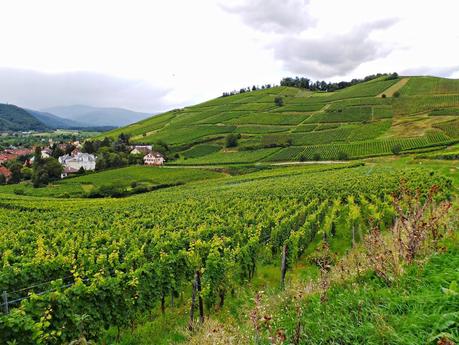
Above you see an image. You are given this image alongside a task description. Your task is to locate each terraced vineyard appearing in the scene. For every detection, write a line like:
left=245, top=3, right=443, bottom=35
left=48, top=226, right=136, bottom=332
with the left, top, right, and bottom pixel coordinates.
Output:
left=99, top=76, right=459, bottom=164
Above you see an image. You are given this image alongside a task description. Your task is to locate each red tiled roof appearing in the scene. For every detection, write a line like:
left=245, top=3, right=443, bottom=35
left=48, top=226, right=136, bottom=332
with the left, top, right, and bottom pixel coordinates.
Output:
left=0, top=154, right=17, bottom=162
left=0, top=166, right=12, bottom=178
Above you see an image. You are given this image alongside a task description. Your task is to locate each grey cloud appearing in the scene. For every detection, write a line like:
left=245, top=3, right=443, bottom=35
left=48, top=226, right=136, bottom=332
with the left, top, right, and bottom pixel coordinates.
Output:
left=220, top=0, right=315, bottom=33
left=0, top=68, right=171, bottom=113
left=272, top=19, right=399, bottom=78
left=400, top=65, right=459, bottom=78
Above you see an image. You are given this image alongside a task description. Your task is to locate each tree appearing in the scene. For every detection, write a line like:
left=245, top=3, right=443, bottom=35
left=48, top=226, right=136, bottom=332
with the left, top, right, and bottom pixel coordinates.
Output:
left=51, top=144, right=64, bottom=159
left=391, top=144, right=402, bottom=155
left=43, top=158, right=63, bottom=179
left=0, top=174, right=6, bottom=185
left=225, top=134, right=240, bottom=148
left=7, top=161, right=23, bottom=183
left=82, top=141, right=95, bottom=154
left=21, top=166, right=32, bottom=180
left=65, top=144, right=76, bottom=155
left=33, top=147, right=43, bottom=167
left=274, top=96, right=284, bottom=107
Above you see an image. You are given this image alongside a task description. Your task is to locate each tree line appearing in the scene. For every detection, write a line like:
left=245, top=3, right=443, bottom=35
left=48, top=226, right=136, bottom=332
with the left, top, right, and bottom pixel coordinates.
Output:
left=280, top=73, right=399, bottom=92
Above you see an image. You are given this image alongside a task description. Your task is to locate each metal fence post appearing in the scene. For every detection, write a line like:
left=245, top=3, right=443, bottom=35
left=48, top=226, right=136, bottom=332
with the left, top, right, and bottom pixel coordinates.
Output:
left=2, top=290, right=8, bottom=314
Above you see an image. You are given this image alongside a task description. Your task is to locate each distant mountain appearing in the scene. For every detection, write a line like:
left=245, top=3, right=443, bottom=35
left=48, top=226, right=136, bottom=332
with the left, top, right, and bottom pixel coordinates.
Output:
left=0, top=104, right=49, bottom=131
left=26, top=109, right=88, bottom=129
left=42, top=105, right=152, bottom=127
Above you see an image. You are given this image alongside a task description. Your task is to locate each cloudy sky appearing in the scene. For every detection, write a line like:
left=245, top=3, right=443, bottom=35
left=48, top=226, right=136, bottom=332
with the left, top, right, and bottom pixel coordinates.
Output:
left=0, top=0, right=459, bottom=113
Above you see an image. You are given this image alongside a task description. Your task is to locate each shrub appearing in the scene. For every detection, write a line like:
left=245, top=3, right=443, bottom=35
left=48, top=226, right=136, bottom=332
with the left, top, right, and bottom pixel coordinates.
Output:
left=393, top=91, right=401, bottom=98
left=225, top=134, right=240, bottom=148
left=337, top=151, right=349, bottom=160
left=381, top=93, right=387, bottom=98
left=391, top=144, right=402, bottom=155
left=313, top=153, right=321, bottom=161
left=274, top=96, right=284, bottom=107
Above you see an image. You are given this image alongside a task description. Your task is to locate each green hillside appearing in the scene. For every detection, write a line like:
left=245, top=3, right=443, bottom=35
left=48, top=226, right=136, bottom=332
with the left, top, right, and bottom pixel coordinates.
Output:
left=100, top=76, right=459, bottom=163
left=0, top=104, right=49, bottom=131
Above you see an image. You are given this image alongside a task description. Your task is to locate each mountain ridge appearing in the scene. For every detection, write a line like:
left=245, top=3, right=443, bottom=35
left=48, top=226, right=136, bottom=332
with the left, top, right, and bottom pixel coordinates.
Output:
left=42, top=105, right=153, bottom=127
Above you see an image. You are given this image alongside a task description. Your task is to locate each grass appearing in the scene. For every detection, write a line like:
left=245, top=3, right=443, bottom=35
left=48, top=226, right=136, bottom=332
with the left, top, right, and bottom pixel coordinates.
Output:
left=181, top=144, right=222, bottom=158
left=0, top=166, right=225, bottom=198
left=399, top=76, right=459, bottom=95
left=172, top=148, right=281, bottom=165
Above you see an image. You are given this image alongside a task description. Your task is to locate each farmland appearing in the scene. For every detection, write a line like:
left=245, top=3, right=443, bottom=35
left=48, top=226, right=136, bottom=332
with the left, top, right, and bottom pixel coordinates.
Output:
left=0, top=166, right=224, bottom=198
left=0, top=161, right=455, bottom=344
left=2, top=75, right=459, bottom=345
left=96, top=76, right=459, bottom=165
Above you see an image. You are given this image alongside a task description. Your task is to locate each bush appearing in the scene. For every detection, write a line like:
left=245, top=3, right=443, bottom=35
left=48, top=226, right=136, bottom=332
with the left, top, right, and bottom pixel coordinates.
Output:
left=381, top=94, right=387, bottom=98
left=225, top=134, right=240, bottom=148
left=13, top=188, right=24, bottom=195
left=393, top=91, right=401, bottom=98
left=391, top=144, right=402, bottom=155
left=299, top=154, right=306, bottom=162
left=274, top=96, right=284, bottom=107
left=313, top=153, right=321, bottom=161
left=337, top=151, right=349, bottom=160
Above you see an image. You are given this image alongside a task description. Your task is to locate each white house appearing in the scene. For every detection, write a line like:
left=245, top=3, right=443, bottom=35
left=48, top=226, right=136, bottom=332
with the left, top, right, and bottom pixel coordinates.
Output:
left=143, top=152, right=165, bottom=166
left=59, top=152, right=97, bottom=172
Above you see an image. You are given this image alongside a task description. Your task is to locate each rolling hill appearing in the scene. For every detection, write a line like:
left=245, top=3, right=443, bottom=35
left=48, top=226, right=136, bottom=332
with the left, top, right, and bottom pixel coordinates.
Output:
left=26, top=109, right=88, bottom=129
left=0, top=104, right=50, bottom=131
left=43, top=105, right=153, bottom=127
left=100, top=75, right=459, bottom=163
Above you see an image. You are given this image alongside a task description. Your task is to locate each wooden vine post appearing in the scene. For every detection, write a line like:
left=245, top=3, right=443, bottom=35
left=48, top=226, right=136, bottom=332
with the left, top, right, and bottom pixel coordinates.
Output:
left=281, top=244, right=288, bottom=289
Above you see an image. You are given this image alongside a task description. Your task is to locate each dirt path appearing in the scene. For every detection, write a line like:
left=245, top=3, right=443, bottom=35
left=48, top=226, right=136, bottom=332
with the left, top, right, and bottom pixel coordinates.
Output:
left=378, top=77, right=410, bottom=97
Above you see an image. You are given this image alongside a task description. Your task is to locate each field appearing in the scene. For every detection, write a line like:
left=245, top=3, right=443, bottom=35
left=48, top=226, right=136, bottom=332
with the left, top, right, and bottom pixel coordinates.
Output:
left=0, top=166, right=224, bottom=198
left=94, top=76, right=459, bottom=165
left=1, top=157, right=457, bottom=345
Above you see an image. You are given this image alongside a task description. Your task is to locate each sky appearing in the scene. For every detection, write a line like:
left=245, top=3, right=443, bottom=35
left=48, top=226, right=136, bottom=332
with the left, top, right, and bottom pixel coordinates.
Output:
left=0, top=0, right=459, bottom=114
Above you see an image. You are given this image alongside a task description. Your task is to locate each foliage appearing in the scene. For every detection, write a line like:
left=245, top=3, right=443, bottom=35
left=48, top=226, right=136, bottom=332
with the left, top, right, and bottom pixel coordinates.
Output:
left=225, top=133, right=240, bottom=148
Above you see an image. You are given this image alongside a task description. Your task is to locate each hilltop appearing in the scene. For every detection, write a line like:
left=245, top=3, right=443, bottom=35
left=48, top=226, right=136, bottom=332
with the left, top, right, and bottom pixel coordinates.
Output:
left=100, top=75, right=459, bottom=164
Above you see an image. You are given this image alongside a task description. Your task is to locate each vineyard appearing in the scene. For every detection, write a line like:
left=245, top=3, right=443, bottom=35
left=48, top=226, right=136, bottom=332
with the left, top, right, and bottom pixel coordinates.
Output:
left=90, top=75, right=459, bottom=165
left=0, top=164, right=452, bottom=344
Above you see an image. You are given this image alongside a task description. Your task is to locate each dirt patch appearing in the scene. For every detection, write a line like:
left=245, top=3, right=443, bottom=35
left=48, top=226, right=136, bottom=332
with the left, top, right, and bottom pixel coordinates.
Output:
left=378, top=78, right=410, bottom=97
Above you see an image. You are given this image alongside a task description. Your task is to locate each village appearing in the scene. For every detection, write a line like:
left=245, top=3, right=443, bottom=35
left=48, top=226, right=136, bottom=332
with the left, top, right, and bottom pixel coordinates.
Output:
left=0, top=139, right=165, bottom=184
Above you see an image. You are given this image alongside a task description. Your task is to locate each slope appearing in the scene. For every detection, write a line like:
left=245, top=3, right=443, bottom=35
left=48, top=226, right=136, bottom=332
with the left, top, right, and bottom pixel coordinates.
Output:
left=0, top=104, right=49, bottom=131
left=99, top=75, right=459, bottom=163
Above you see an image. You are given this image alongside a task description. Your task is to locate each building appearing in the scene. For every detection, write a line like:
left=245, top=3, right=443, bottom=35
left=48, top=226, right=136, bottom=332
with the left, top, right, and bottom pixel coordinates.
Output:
left=0, top=166, right=12, bottom=182
left=131, top=147, right=151, bottom=155
left=143, top=152, right=165, bottom=166
left=59, top=152, right=97, bottom=172
left=4, top=148, right=34, bottom=156
left=130, top=145, right=153, bottom=155
left=60, top=166, right=79, bottom=179
left=41, top=148, right=52, bottom=159
left=0, top=153, right=17, bottom=164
